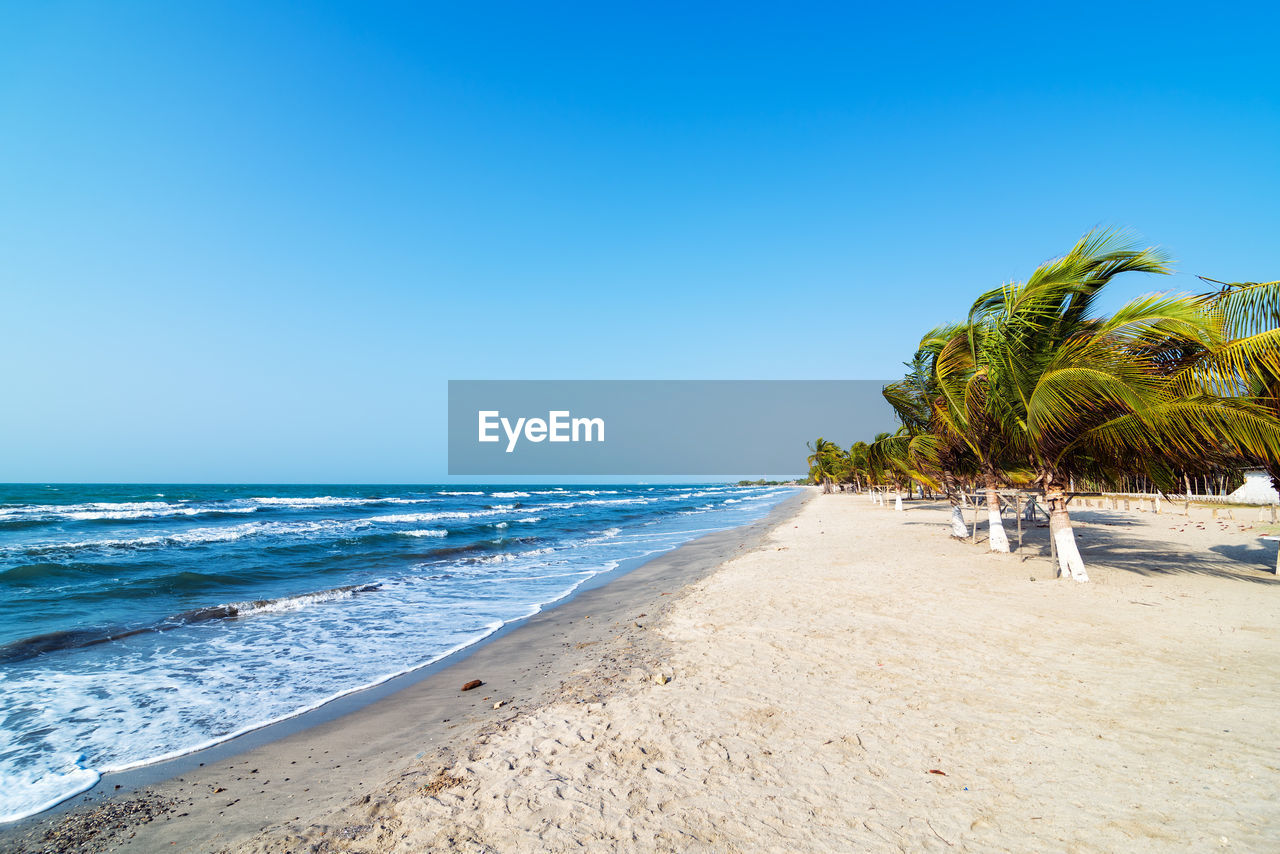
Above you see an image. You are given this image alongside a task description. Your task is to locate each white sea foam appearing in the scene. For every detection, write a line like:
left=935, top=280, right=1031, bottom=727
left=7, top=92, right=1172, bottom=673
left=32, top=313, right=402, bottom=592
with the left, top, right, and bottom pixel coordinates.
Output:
left=466, top=546, right=555, bottom=565
left=230, top=588, right=358, bottom=615
left=369, top=508, right=510, bottom=524
left=578, top=527, right=624, bottom=546
left=8, top=519, right=378, bottom=555
left=0, top=764, right=100, bottom=824
left=401, top=529, right=448, bottom=538
left=533, top=497, right=655, bottom=511
left=248, top=496, right=371, bottom=507
left=0, top=501, right=258, bottom=523
left=253, top=496, right=438, bottom=507
left=468, top=553, right=516, bottom=564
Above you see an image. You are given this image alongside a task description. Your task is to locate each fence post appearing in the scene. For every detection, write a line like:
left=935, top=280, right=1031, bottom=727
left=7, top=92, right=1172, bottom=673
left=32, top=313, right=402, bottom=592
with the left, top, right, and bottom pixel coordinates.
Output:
left=971, top=494, right=979, bottom=544
left=1016, top=494, right=1023, bottom=550
left=1049, top=496, right=1058, bottom=566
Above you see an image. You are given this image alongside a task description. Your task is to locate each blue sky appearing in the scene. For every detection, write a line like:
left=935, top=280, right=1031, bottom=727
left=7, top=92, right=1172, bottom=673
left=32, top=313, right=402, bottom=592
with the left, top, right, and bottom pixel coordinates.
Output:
left=2, top=2, right=1277, bottom=481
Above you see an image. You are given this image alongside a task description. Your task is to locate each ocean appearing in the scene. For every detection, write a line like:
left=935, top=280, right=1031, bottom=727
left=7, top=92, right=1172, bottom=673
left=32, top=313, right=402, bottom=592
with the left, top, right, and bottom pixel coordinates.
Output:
left=0, top=483, right=795, bottom=822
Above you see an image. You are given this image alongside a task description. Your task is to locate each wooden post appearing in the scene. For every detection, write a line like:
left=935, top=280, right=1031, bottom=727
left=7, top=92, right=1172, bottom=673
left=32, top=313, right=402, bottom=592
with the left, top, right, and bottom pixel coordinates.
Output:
left=1016, top=494, right=1023, bottom=550
left=1049, top=496, right=1058, bottom=566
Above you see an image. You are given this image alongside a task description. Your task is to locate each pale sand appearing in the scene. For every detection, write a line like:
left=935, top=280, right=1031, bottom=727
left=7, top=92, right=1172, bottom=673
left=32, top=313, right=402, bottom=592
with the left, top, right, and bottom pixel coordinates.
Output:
left=227, top=493, right=1280, bottom=853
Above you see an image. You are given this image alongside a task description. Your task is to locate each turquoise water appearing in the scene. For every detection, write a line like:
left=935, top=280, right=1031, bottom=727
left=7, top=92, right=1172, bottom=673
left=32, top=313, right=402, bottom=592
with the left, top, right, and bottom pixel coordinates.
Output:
left=0, top=483, right=795, bottom=822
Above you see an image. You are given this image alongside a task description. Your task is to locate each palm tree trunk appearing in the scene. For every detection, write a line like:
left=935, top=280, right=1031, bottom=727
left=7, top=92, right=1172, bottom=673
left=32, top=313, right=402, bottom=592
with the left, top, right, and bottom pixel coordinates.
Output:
left=982, top=465, right=1010, bottom=553
left=821, top=476, right=832, bottom=494
left=942, top=470, right=969, bottom=538
left=1044, top=477, right=1088, bottom=581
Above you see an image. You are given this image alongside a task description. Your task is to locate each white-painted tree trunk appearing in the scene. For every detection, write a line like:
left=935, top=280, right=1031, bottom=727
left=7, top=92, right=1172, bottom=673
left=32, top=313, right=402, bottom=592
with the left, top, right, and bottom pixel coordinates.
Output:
left=987, top=505, right=1010, bottom=553
left=894, top=492, right=903, bottom=512
left=1047, top=487, right=1089, bottom=581
left=983, top=478, right=1010, bottom=553
left=1053, top=526, right=1088, bottom=581
left=950, top=505, right=969, bottom=538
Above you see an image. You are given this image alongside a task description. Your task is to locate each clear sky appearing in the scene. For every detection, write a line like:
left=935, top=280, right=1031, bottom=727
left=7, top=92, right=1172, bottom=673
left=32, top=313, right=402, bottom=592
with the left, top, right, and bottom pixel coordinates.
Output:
left=2, top=1, right=1277, bottom=482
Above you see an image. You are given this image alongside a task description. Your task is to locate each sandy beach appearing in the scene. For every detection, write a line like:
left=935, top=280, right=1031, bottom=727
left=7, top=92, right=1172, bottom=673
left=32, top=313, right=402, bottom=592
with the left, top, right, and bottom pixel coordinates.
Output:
left=9, top=489, right=1280, bottom=853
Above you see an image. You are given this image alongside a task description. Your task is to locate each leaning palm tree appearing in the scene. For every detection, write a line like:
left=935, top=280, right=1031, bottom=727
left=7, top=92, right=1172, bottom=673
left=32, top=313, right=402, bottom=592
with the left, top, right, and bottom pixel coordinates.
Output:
left=1186, top=277, right=1280, bottom=490
left=884, top=324, right=976, bottom=537
left=928, top=319, right=1028, bottom=552
left=868, top=428, right=927, bottom=511
left=970, top=229, right=1280, bottom=580
left=845, top=440, right=871, bottom=492
left=967, top=230, right=1172, bottom=577
left=806, top=437, right=844, bottom=493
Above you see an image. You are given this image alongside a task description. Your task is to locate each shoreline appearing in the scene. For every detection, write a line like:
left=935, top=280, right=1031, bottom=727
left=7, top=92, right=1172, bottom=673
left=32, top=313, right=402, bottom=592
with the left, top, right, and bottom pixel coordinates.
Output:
left=3, top=489, right=812, bottom=853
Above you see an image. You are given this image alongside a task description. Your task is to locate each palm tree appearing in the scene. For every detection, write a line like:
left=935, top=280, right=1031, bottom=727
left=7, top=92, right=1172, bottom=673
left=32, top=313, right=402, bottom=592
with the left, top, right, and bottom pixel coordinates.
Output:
left=884, top=325, right=974, bottom=536
left=806, top=437, right=844, bottom=493
left=926, top=319, right=1028, bottom=552
left=969, top=229, right=1280, bottom=580
left=868, top=429, right=925, bottom=511
left=1189, top=277, right=1280, bottom=491
left=845, top=440, right=871, bottom=492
